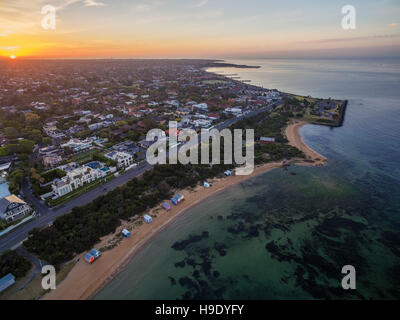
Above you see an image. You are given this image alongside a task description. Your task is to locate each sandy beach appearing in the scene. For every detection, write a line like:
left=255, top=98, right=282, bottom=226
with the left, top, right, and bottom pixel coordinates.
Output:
left=285, top=120, right=328, bottom=166
left=43, top=121, right=326, bottom=300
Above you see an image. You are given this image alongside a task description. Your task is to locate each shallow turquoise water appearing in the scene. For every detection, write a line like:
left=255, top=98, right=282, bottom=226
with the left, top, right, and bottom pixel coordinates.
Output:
left=95, top=58, right=400, bottom=300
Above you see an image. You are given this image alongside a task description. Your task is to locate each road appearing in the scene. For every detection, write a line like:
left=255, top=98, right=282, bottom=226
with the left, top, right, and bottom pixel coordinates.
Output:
left=15, top=246, right=44, bottom=290
left=0, top=163, right=152, bottom=254
left=0, top=106, right=271, bottom=254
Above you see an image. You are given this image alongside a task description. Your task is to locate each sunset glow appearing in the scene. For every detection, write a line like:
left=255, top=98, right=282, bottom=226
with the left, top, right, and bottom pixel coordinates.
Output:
left=0, top=0, right=399, bottom=59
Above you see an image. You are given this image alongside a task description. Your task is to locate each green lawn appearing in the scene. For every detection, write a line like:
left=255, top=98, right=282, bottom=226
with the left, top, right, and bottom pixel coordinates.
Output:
left=69, top=149, right=98, bottom=165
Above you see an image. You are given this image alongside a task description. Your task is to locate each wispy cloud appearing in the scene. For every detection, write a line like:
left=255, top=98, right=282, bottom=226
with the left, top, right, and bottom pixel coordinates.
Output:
left=134, top=1, right=168, bottom=13
left=84, top=0, right=107, bottom=7
left=194, top=0, right=209, bottom=8
left=134, top=9, right=222, bottom=25
left=0, top=46, right=18, bottom=51
left=135, top=4, right=152, bottom=12
left=296, top=34, right=400, bottom=44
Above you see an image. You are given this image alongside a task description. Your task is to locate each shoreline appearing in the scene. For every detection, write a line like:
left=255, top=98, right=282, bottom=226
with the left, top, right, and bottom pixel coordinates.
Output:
left=43, top=121, right=327, bottom=300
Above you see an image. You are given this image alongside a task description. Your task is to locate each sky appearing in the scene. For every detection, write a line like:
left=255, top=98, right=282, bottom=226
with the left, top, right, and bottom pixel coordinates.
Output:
left=0, top=0, right=400, bottom=59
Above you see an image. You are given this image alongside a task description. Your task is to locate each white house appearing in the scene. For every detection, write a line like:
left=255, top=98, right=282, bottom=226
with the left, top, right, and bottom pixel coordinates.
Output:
left=104, top=151, right=134, bottom=168
left=224, top=107, right=242, bottom=116
left=192, top=103, right=208, bottom=111
left=193, top=119, right=212, bottom=128
left=88, top=122, right=105, bottom=131
left=61, top=138, right=93, bottom=152
left=52, top=165, right=104, bottom=197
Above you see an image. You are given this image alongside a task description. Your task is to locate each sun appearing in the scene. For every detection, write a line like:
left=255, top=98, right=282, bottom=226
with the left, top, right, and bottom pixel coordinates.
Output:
left=10, top=55, right=16, bottom=60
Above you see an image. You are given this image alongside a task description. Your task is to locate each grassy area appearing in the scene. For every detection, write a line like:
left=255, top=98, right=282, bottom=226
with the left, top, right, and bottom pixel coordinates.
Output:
left=69, top=149, right=98, bottom=165
left=46, top=173, right=116, bottom=207
left=202, top=79, right=228, bottom=85
left=288, top=94, right=346, bottom=127
left=0, top=261, right=75, bottom=300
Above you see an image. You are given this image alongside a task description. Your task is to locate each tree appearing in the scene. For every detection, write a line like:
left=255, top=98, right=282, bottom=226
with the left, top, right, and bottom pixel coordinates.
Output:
left=7, top=169, right=24, bottom=194
left=25, top=113, right=41, bottom=124
left=42, top=137, right=52, bottom=146
left=18, top=139, right=35, bottom=154
left=4, top=127, right=19, bottom=139
left=0, top=250, right=32, bottom=278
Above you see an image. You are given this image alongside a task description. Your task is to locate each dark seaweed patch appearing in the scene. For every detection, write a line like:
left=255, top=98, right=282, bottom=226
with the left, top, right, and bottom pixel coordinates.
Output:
left=171, top=231, right=210, bottom=251
left=380, top=231, right=400, bottom=257
left=214, top=243, right=227, bottom=256
left=168, top=276, right=176, bottom=285
left=315, top=217, right=367, bottom=237
left=175, top=260, right=186, bottom=268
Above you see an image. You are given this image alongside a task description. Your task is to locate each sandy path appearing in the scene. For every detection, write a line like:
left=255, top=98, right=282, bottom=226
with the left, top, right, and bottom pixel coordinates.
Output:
left=44, top=121, right=327, bottom=300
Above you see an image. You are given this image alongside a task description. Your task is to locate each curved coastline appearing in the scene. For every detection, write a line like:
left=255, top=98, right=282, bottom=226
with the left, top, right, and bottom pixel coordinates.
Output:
left=42, top=121, right=326, bottom=300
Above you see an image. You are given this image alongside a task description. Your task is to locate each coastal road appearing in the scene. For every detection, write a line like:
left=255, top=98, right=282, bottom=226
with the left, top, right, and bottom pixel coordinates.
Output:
left=0, top=163, right=152, bottom=254
left=0, top=105, right=271, bottom=254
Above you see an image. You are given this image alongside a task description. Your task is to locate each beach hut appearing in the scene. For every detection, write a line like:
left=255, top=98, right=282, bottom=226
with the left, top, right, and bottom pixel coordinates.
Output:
left=203, top=182, right=210, bottom=188
left=172, top=194, right=184, bottom=205
left=224, top=170, right=232, bottom=176
left=84, top=252, right=95, bottom=264
left=144, top=214, right=152, bottom=224
left=171, top=196, right=179, bottom=205
left=122, top=228, right=131, bottom=238
left=0, top=273, right=15, bottom=293
left=162, top=202, right=171, bottom=211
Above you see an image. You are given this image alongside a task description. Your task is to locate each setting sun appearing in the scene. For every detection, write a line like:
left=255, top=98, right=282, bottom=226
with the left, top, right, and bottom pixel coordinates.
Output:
left=10, top=55, right=16, bottom=59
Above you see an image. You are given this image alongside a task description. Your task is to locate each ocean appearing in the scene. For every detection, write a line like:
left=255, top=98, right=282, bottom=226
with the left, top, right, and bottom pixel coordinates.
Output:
left=95, top=58, right=400, bottom=299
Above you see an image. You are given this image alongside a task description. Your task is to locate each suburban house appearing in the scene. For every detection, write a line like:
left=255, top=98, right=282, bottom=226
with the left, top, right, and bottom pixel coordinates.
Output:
left=104, top=151, right=134, bottom=168
left=111, top=141, right=140, bottom=156
left=43, top=123, right=66, bottom=140
left=224, top=107, right=242, bottom=116
left=192, top=103, right=208, bottom=111
left=61, top=138, right=93, bottom=152
left=0, top=195, right=32, bottom=223
left=259, top=137, right=276, bottom=144
left=138, top=139, right=155, bottom=149
left=193, top=119, right=212, bottom=128
left=52, top=164, right=108, bottom=197
left=43, top=154, right=63, bottom=168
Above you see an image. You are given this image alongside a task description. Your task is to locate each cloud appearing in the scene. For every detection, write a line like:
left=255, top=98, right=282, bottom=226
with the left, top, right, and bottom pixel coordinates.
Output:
left=55, top=0, right=107, bottom=10
left=194, top=0, right=209, bottom=8
left=389, top=22, right=400, bottom=27
left=135, top=4, right=152, bottom=12
left=84, top=0, right=107, bottom=7
left=296, top=34, right=400, bottom=44
left=134, top=1, right=168, bottom=13
left=0, top=46, right=18, bottom=51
